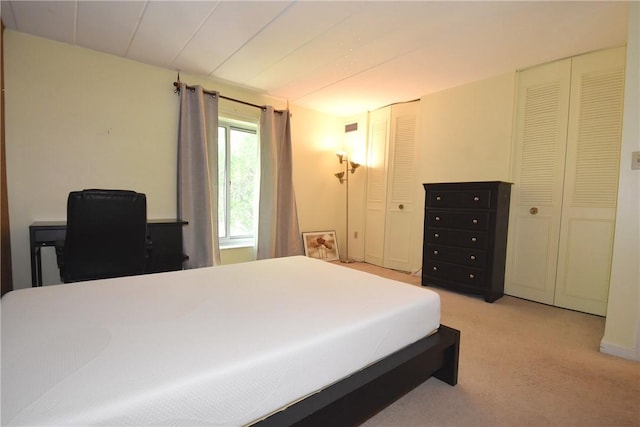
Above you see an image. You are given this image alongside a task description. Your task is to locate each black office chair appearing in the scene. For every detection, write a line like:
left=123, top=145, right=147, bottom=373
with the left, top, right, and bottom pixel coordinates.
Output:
left=56, top=189, right=148, bottom=283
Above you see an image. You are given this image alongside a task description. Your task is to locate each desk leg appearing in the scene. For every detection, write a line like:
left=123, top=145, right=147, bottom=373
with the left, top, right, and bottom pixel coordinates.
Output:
left=36, top=247, right=43, bottom=287
left=30, top=244, right=37, bottom=287
left=31, top=246, right=43, bottom=287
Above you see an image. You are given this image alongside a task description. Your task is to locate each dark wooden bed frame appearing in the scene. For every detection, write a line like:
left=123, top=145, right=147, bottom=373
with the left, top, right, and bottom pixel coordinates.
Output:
left=253, top=324, right=460, bottom=427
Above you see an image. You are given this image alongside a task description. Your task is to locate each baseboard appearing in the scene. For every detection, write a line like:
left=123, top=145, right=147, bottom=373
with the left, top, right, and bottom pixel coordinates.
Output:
left=600, top=340, right=640, bottom=361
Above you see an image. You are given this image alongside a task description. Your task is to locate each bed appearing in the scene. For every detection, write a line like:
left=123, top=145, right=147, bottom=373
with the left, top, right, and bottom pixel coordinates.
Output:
left=1, top=256, right=459, bottom=426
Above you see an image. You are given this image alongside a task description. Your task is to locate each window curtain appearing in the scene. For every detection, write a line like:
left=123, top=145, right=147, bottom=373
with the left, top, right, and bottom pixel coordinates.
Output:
left=177, top=84, right=221, bottom=267
left=256, top=107, right=304, bottom=259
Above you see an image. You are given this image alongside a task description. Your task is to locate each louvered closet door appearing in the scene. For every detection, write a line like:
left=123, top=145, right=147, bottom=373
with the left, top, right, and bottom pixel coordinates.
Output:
left=554, top=47, right=625, bottom=315
left=505, top=59, right=572, bottom=305
left=364, top=107, right=390, bottom=267
left=383, top=101, right=420, bottom=271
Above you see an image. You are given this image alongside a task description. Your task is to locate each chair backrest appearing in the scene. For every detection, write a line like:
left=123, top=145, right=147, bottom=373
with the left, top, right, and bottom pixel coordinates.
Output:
left=61, top=189, right=147, bottom=283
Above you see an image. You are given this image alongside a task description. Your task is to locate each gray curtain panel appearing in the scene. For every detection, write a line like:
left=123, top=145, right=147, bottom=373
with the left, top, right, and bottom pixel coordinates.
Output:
left=177, top=84, right=221, bottom=268
left=257, top=107, right=304, bottom=259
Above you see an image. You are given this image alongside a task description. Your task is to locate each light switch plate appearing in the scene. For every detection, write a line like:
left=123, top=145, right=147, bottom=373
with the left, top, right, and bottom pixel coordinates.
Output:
left=633, top=151, right=640, bottom=170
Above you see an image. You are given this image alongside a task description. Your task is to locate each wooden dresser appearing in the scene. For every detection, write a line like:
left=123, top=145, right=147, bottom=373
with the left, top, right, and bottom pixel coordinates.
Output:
left=422, top=181, right=512, bottom=302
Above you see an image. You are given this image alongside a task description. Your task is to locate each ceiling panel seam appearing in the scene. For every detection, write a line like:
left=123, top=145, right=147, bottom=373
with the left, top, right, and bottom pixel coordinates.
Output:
left=168, top=2, right=221, bottom=70
left=208, top=1, right=296, bottom=79
left=124, top=0, right=149, bottom=58
left=292, top=41, right=425, bottom=102
left=245, top=5, right=362, bottom=87
left=5, top=1, right=17, bottom=31
left=72, top=0, right=77, bottom=44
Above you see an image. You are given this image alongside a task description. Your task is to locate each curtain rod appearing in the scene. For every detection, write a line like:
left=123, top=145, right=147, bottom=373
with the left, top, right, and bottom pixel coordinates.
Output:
left=172, top=80, right=285, bottom=114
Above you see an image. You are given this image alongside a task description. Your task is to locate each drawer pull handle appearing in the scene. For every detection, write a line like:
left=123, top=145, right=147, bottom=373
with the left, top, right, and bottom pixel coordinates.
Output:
left=435, top=216, right=440, bottom=221
left=470, top=255, right=476, bottom=260
left=530, top=207, right=538, bottom=215
left=433, top=250, right=439, bottom=255
left=469, top=274, right=475, bottom=279
left=473, top=196, right=480, bottom=202
left=472, top=219, right=478, bottom=224
left=471, top=237, right=477, bottom=242
left=436, top=196, right=442, bottom=201
left=433, top=266, right=438, bottom=271
left=434, top=233, right=440, bottom=238
left=399, top=204, right=404, bottom=210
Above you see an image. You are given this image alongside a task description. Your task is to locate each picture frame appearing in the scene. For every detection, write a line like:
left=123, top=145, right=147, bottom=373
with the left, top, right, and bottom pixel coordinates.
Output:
left=302, top=231, right=340, bottom=262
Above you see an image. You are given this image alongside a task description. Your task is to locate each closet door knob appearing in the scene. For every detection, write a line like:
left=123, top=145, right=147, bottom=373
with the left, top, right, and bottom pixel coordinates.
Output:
left=436, top=196, right=442, bottom=201
left=433, top=250, right=439, bottom=255
left=435, top=216, right=440, bottom=221
left=433, top=266, right=438, bottom=271
left=473, top=196, right=480, bottom=202
left=434, top=233, right=440, bottom=238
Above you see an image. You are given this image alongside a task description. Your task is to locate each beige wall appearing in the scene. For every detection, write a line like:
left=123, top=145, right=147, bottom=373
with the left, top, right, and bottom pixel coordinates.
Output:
left=601, top=2, right=640, bottom=361
left=418, top=73, right=516, bottom=184
left=414, top=73, right=516, bottom=271
left=3, top=31, right=343, bottom=288
left=335, top=112, right=368, bottom=262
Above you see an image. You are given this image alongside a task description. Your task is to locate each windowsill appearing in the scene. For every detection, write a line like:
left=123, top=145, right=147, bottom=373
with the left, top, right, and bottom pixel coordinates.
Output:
left=220, top=241, right=254, bottom=250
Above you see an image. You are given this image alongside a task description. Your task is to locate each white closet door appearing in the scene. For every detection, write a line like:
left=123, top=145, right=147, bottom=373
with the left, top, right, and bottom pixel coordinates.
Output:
left=364, top=107, right=390, bottom=267
left=383, top=101, right=420, bottom=271
left=554, top=47, right=626, bottom=315
left=505, top=59, right=572, bottom=304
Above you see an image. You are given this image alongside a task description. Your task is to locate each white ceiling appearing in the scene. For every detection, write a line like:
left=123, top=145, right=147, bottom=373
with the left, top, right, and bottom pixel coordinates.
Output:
left=1, top=1, right=629, bottom=116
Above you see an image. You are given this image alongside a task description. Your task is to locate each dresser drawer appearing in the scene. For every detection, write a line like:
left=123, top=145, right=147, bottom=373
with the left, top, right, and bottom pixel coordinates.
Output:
left=425, top=260, right=486, bottom=287
left=426, top=211, right=490, bottom=230
left=425, top=228, right=488, bottom=249
left=426, top=244, right=486, bottom=267
left=427, top=190, right=492, bottom=209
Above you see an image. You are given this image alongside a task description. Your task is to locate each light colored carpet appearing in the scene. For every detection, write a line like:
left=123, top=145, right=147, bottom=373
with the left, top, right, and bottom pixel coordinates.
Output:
left=337, top=262, right=640, bottom=427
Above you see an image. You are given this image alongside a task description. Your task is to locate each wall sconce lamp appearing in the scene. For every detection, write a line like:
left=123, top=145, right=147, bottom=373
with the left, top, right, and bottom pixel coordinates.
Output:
left=334, top=152, right=360, bottom=263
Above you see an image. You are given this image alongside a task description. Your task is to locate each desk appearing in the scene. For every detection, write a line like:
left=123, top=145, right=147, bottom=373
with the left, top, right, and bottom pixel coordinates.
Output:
left=29, top=219, right=187, bottom=287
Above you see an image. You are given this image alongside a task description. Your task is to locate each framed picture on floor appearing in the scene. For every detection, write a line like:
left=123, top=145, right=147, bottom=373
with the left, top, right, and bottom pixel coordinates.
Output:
left=302, top=231, right=339, bottom=261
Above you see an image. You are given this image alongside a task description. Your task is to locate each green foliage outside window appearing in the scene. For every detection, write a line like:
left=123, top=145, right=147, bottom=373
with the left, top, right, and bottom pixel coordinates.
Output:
left=217, top=123, right=258, bottom=244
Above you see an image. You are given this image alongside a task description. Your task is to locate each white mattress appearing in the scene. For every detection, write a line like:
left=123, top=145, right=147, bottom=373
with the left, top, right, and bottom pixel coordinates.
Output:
left=1, top=256, right=440, bottom=426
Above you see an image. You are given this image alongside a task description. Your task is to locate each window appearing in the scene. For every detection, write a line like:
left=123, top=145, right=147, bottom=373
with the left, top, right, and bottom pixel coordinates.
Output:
left=217, top=120, right=259, bottom=247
